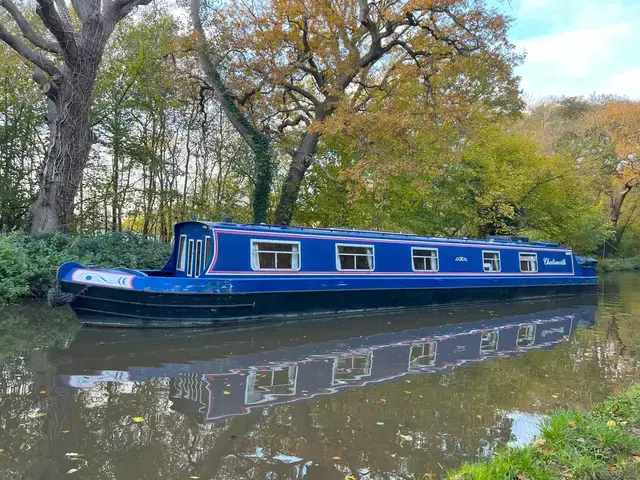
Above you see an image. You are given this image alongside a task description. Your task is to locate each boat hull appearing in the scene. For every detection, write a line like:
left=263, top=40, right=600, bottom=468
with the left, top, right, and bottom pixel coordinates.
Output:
left=61, top=280, right=599, bottom=328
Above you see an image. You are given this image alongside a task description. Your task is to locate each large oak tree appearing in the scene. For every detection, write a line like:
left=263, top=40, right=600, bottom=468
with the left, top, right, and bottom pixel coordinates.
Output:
left=0, top=0, right=153, bottom=232
left=205, top=0, right=521, bottom=224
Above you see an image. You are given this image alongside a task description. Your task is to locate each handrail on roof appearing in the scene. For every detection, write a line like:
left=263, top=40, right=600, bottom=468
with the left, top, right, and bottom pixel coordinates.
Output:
left=202, top=221, right=564, bottom=248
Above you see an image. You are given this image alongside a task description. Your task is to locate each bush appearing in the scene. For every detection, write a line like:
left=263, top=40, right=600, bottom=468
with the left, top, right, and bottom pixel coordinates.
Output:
left=598, top=256, right=640, bottom=272
left=0, top=232, right=172, bottom=303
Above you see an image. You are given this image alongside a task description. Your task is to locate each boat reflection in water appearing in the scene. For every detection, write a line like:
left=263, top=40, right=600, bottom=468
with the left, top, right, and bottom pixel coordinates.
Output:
left=54, top=297, right=597, bottom=423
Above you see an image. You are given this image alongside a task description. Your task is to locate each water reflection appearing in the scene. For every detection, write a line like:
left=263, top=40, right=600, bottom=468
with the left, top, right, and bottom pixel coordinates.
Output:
left=55, top=300, right=596, bottom=424
left=2, top=275, right=640, bottom=479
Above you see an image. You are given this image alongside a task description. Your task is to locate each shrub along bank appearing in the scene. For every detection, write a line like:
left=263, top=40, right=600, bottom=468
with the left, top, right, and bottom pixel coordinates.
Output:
left=448, top=385, right=640, bottom=479
left=0, top=232, right=171, bottom=304
left=599, top=256, right=640, bottom=272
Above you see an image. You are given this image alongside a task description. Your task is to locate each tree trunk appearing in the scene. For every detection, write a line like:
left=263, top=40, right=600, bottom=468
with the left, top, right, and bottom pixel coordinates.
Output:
left=190, top=0, right=274, bottom=224
left=610, top=186, right=632, bottom=226
left=273, top=132, right=320, bottom=225
left=29, top=73, right=95, bottom=233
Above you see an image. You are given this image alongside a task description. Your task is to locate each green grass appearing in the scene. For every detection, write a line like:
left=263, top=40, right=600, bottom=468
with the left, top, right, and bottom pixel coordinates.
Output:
left=448, top=385, right=640, bottom=479
left=598, top=256, right=640, bottom=272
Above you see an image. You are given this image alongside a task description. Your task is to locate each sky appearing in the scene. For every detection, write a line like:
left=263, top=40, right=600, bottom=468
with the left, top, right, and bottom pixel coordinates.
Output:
left=498, top=0, right=640, bottom=100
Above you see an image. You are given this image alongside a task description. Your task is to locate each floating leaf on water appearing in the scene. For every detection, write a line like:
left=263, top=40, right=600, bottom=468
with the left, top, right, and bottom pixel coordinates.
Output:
left=223, top=391, right=231, bottom=395
left=62, top=430, right=70, bottom=433
left=132, top=417, right=144, bottom=423
left=189, top=476, right=200, bottom=479
left=39, top=390, right=46, bottom=394
left=66, top=469, right=79, bottom=474
left=405, top=380, right=411, bottom=383
left=607, top=420, right=617, bottom=427
left=380, top=398, right=386, bottom=404
left=65, top=453, right=82, bottom=457
left=552, top=395, right=559, bottom=399
left=376, top=422, right=384, bottom=425
left=423, top=474, right=437, bottom=479
left=404, top=391, right=411, bottom=395
left=0, top=449, right=4, bottom=454
left=332, top=456, right=341, bottom=460
left=345, top=475, right=357, bottom=480
left=475, top=414, right=482, bottom=420
left=35, top=412, right=46, bottom=418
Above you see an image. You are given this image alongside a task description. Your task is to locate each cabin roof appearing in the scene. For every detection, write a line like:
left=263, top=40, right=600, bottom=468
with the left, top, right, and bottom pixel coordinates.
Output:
left=174, top=221, right=566, bottom=249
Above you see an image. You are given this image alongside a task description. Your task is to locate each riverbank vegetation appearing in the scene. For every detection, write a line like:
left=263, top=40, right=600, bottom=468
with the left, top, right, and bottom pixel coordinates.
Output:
left=0, top=232, right=170, bottom=303
left=449, top=384, right=640, bottom=479
left=1, top=1, right=639, bottom=293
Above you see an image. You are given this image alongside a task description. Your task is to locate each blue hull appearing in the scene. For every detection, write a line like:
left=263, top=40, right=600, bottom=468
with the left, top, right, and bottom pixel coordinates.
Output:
left=62, top=280, right=598, bottom=328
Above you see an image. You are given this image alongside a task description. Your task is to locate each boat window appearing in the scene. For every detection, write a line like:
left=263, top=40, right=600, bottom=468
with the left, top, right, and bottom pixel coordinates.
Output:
left=480, top=329, right=499, bottom=354
left=409, top=342, right=437, bottom=371
left=187, top=240, right=194, bottom=277
left=251, top=240, right=300, bottom=271
left=245, top=366, right=298, bottom=404
left=336, top=244, right=374, bottom=271
left=482, top=251, right=501, bottom=272
left=176, top=235, right=187, bottom=271
left=519, top=252, right=538, bottom=272
left=412, top=248, right=438, bottom=272
left=332, top=352, right=373, bottom=384
left=517, top=325, right=536, bottom=347
left=204, top=236, right=212, bottom=268
left=195, top=240, right=202, bottom=277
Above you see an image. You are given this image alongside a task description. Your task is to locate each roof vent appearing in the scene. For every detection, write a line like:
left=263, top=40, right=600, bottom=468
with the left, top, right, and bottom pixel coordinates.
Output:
left=221, top=216, right=234, bottom=224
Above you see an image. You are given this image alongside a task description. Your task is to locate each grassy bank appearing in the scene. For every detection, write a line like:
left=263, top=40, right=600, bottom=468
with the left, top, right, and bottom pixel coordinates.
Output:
left=599, top=256, right=640, bottom=273
left=448, top=385, right=640, bottom=479
left=0, top=232, right=171, bottom=304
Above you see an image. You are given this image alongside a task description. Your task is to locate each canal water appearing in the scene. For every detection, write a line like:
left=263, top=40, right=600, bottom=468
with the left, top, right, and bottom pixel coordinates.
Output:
left=1, top=273, right=639, bottom=479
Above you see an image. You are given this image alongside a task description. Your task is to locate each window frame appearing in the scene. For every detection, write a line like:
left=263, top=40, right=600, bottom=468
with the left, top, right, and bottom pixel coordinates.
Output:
left=176, top=234, right=187, bottom=271
left=335, top=243, right=375, bottom=272
left=411, top=247, right=439, bottom=272
left=250, top=239, right=301, bottom=272
left=517, top=324, right=537, bottom=347
left=186, top=239, right=194, bottom=277
left=204, top=236, right=212, bottom=271
left=482, top=250, right=501, bottom=273
left=519, top=252, right=538, bottom=273
left=195, top=240, right=202, bottom=277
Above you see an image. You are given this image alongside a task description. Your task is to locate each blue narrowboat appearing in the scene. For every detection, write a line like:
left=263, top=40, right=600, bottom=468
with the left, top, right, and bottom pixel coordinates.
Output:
left=55, top=220, right=599, bottom=327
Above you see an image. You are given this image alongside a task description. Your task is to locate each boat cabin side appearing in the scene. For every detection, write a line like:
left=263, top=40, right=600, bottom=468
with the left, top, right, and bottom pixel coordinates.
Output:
left=169, top=222, right=596, bottom=278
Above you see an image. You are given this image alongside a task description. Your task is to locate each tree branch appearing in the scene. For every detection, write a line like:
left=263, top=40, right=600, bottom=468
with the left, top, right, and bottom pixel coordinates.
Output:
left=0, top=22, right=61, bottom=77
left=0, top=0, right=62, bottom=53
left=35, top=0, right=78, bottom=60
left=107, top=0, right=151, bottom=22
